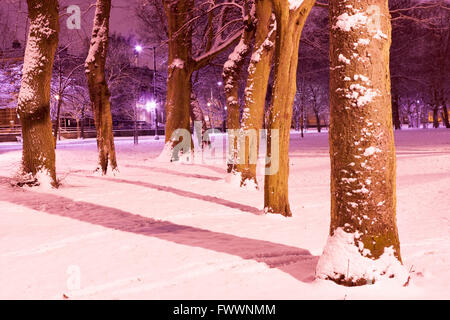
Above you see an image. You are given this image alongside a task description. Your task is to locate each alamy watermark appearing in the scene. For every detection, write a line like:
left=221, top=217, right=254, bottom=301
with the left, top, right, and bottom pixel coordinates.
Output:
left=168, top=122, right=280, bottom=176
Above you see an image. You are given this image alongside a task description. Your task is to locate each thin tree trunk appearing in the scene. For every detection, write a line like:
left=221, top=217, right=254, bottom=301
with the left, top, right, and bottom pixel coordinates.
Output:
left=237, top=0, right=276, bottom=186
left=76, top=118, right=80, bottom=139
left=17, top=0, right=59, bottom=186
left=316, top=0, right=404, bottom=286
left=85, top=0, right=117, bottom=174
left=264, top=0, right=315, bottom=217
left=315, top=112, right=321, bottom=132
left=189, top=92, right=208, bottom=147
left=392, top=93, right=401, bottom=130
left=53, top=98, right=63, bottom=145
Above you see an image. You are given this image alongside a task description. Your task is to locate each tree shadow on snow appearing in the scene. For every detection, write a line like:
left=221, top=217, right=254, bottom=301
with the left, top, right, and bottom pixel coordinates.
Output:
left=82, top=175, right=263, bottom=216
left=123, top=164, right=223, bottom=182
left=0, top=180, right=318, bottom=284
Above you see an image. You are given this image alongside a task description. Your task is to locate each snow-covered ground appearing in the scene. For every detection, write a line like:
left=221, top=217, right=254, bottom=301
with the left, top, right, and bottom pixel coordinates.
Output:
left=0, top=129, right=449, bottom=300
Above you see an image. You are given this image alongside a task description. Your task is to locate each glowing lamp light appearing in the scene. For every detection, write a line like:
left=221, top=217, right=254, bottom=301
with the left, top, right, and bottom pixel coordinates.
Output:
left=135, top=44, right=143, bottom=53
left=146, top=100, right=157, bottom=112
left=217, top=81, right=223, bottom=86
left=207, top=102, right=211, bottom=107
left=54, top=94, right=60, bottom=101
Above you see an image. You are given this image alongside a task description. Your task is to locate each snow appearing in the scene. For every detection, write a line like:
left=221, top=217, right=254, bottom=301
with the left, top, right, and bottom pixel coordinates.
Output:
left=334, top=12, right=367, bottom=32
left=363, top=146, right=381, bottom=157
left=169, top=58, right=185, bottom=70
left=316, top=228, right=409, bottom=285
left=0, top=129, right=449, bottom=299
left=289, top=0, right=304, bottom=11
left=338, top=54, right=351, bottom=65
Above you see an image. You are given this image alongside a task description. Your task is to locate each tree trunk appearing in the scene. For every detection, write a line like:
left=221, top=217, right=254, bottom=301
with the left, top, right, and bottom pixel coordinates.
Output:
left=53, top=98, right=63, bottom=145
left=432, top=106, right=439, bottom=128
left=223, top=7, right=256, bottom=173
left=315, top=112, right=321, bottom=132
left=264, top=0, right=315, bottom=217
left=81, top=106, right=85, bottom=139
left=85, top=0, right=117, bottom=174
left=392, top=93, right=401, bottom=130
left=189, top=92, right=208, bottom=148
left=442, top=102, right=450, bottom=128
left=163, top=0, right=193, bottom=159
left=316, top=0, right=405, bottom=286
left=76, top=118, right=80, bottom=139
left=17, top=0, right=59, bottom=186
left=237, top=0, right=276, bottom=186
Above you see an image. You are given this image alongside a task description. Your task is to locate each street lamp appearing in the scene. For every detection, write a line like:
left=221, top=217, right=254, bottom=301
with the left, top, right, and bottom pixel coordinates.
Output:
left=146, top=100, right=159, bottom=140
left=135, top=44, right=143, bottom=53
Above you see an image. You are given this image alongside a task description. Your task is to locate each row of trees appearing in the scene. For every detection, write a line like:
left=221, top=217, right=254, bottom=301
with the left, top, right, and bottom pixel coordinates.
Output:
left=13, top=0, right=448, bottom=286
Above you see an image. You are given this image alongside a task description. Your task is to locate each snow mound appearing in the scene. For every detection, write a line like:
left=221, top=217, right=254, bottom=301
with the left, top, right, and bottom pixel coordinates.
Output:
left=316, top=228, right=409, bottom=285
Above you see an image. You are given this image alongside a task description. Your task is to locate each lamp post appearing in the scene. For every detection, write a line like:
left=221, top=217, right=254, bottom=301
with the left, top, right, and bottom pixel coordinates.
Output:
left=134, top=44, right=160, bottom=141
left=133, top=45, right=143, bottom=145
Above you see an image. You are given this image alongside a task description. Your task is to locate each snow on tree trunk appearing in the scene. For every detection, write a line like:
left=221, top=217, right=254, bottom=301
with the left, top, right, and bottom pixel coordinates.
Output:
left=17, top=0, right=59, bottom=187
left=223, top=4, right=256, bottom=173
left=85, top=0, right=118, bottom=174
left=316, top=0, right=407, bottom=286
left=237, top=0, right=276, bottom=187
left=264, top=0, right=315, bottom=217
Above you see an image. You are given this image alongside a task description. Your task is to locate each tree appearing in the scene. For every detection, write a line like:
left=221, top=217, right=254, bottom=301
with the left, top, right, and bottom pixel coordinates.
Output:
left=222, top=0, right=256, bottom=173
left=162, top=0, right=244, bottom=159
left=85, top=0, right=118, bottom=174
left=16, top=0, right=59, bottom=186
left=237, top=0, right=276, bottom=186
left=316, top=0, right=406, bottom=286
left=51, top=48, right=85, bottom=144
left=264, top=0, right=316, bottom=216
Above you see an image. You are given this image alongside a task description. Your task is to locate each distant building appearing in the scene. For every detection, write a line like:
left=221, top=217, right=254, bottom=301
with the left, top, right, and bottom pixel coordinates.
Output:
left=0, top=63, right=21, bottom=128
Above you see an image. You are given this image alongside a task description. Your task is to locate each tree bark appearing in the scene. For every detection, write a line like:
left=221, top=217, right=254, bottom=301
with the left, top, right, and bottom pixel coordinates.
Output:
left=442, top=102, right=450, bottom=128
left=264, top=0, right=315, bottom=216
left=223, top=5, right=256, bottom=173
left=17, top=0, right=59, bottom=186
left=316, top=0, right=404, bottom=286
left=85, top=0, right=118, bottom=174
left=237, top=0, right=276, bottom=186
left=163, top=0, right=194, bottom=158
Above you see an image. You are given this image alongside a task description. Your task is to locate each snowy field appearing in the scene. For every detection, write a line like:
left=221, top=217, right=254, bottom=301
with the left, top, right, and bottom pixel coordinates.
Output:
left=0, top=129, right=449, bottom=300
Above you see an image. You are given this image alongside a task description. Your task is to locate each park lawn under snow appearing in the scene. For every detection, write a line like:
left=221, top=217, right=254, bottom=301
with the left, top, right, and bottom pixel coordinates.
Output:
left=0, top=129, right=449, bottom=300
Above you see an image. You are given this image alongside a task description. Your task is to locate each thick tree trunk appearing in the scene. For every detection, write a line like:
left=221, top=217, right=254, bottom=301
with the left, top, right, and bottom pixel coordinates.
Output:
left=237, top=0, right=276, bottom=186
left=316, top=0, right=405, bottom=286
left=163, top=0, right=193, bottom=159
left=17, top=0, right=59, bottom=186
left=223, top=8, right=256, bottom=173
left=85, top=0, right=117, bottom=174
left=264, top=0, right=315, bottom=216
